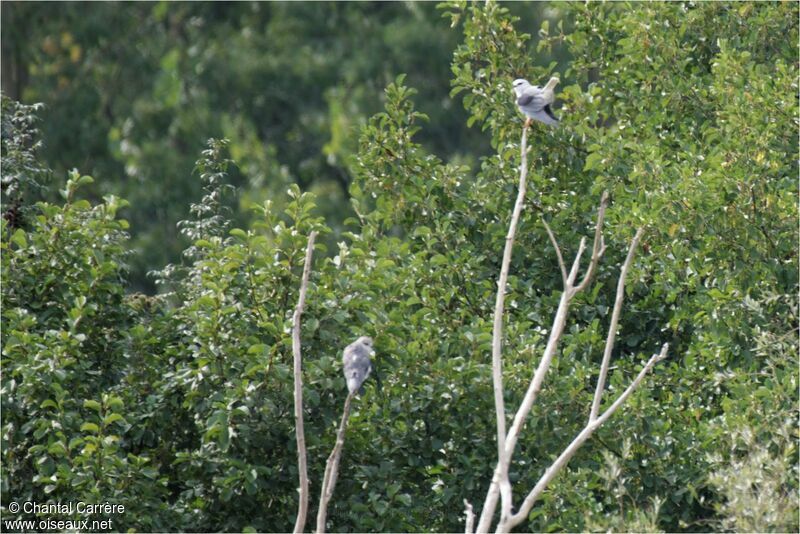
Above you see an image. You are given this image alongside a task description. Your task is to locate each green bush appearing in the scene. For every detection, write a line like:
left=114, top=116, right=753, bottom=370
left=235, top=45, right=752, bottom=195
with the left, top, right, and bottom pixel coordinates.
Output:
left=2, top=2, right=796, bottom=531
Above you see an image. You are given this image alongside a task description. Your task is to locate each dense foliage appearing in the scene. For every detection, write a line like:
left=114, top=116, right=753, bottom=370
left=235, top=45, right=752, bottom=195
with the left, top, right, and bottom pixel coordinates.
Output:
left=3, top=2, right=558, bottom=292
left=2, top=2, right=797, bottom=532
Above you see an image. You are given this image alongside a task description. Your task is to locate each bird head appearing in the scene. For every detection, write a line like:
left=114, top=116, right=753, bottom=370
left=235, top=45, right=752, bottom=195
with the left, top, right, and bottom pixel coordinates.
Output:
left=512, top=78, right=530, bottom=96
left=357, top=336, right=374, bottom=351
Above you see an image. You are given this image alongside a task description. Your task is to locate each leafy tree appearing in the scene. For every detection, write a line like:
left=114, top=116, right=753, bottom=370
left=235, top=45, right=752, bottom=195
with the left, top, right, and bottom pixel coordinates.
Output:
left=5, top=2, right=554, bottom=291
left=1, top=99, right=173, bottom=529
left=2, top=1, right=796, bottom=532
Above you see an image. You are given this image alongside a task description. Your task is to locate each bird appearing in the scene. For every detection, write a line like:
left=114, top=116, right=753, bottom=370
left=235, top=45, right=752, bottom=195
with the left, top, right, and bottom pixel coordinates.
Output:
left=512, top=77, right=560, bottom=127
left=342, top=336, right=374, bottom=395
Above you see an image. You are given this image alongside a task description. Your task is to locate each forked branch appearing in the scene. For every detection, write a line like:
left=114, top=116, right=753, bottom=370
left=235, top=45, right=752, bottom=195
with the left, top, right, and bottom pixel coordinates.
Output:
left=316, top=392, right=355, bottom=533
left=477, top=193, right=610, bottom=533
left=505, top=343, right=669, bottom=530
left=477, top=163, right=667, bottom=532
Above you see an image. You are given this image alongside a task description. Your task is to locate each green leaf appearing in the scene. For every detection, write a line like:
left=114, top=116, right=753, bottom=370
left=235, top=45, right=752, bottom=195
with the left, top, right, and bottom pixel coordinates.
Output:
left=103, top=413, right=125, bottom=426
left=40, top=399, right=58, bottom=410
left=83, top=400, right=102, bottom=412
left=583, top=152, right=603, bottom=172
left=80, top=423, right=100, bottom=434
left=47, top=441, right=67, bottom=456
left=10, top=229, right=27, bottom=248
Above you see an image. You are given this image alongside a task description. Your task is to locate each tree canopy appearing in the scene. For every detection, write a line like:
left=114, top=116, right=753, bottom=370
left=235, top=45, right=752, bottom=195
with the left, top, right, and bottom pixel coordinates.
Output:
left=2, top=2, right=797, bottom=532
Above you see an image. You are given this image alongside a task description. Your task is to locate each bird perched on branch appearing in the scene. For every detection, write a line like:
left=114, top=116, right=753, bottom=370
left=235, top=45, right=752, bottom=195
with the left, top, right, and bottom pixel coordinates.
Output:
left=342, top=336, right=373, bottom=395
left=512, top=77, right=560, bottom=127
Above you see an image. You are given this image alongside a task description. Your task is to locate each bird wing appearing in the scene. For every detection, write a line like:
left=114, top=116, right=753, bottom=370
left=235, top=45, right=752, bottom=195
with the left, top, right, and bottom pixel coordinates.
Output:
left=531, top=107, right=559, bottom=126
left=543, top=104, right=559, bottom=122
left=343, top=342, right=372, bottom=393
left=517, top=86, right=547, bottom=111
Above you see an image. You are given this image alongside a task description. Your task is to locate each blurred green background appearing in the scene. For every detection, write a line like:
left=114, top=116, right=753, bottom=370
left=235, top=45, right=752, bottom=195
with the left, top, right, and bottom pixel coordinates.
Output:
left=2, top=1, right=566, bottom=292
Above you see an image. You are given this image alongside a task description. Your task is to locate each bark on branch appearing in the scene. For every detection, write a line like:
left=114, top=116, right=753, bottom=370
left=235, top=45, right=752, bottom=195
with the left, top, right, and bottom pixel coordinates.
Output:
left=316, top=392, right=355, bottom=533
left=480, top=125, right=530, bottom=531
left=292, top=231, right=317, bottom=534
left=505, top=343, right=669, bottom=530
left=476, top=139, right=667, bottom=531
left=464, top=499, right=475, bottom=534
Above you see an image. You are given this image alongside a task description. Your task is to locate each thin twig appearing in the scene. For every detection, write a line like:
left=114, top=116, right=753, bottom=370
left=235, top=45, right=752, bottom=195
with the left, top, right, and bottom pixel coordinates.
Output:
left=316, top=392, right=354, bottom=533
left=543, top=220, right=567, bottom=287
left=292, top=231, right=317, bottom=534
left=574, top=191, right=609, bottom=293
left=589, top=227, right=644, bottom=422
left=464, top=500, right=475, bottom=534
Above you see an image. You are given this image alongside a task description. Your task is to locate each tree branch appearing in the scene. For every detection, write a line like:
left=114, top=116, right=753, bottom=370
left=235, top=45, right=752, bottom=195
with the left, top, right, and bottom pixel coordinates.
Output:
left=316, top=392, right=354, bottom=533
left=542, top=220, right=567, bottom=287
left=478, top=193, right=668, bottom=533
left=292, top=231, right=317, bottom=534
left=596, top=343, right=669, bottom=426
left=464, top=499, right=475, bottom=534
left=478, top=125, right=530, bottom=531
left=506, top=344, right=669, bottom=530
left=573, top=191, right=609, bottom=294
left=567, top=237, right=587, bottom=288
left=589, top=227, right=644, bottom=422
left=479, top=194, right=612, bottom=533
left=501, top=196, right=611, bottom=469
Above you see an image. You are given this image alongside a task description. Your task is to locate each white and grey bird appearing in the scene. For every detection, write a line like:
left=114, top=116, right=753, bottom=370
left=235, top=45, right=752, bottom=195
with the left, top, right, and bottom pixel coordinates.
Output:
left=512, top=77, right=560, bottom=126
left=342, top=336, right=373, bottom=395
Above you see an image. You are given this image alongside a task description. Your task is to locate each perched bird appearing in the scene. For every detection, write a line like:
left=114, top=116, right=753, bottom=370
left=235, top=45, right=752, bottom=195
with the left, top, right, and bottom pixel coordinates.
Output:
left=512, top=77, right=560, bottom=127
left=342, top=336, right=373, bottom=395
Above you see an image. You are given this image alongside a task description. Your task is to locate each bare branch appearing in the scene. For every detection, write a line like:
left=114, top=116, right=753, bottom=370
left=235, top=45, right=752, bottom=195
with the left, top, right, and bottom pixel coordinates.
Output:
left=589, top=227, right=644, bottom=422
left=566, top=237, right=586, bottom=287
left=502, top=289, right=571, bottom=463
left=505, top=343, right=669, bottom=530
left=493, top=126, right=529, bottom=451
left=595, top=343, right=669, bottom=426
left=478, top=190, right=611, bottom=533
left=292, top=231, right=317, bottom=534
left=316, top=392, right=355, bottom=534
left=464, top=500, right=475, bottom=534
left=479, top=125, right=530, bottom=531
left=542, top=220, right=567, bottom=287
left=574, top=191, right=609, bottom=293
left=478, top=189, right=669, bottom=533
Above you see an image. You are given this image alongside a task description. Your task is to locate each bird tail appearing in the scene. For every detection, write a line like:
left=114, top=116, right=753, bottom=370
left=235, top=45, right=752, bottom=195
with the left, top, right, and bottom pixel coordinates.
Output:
left=544, top=77, right=560, bottom=92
